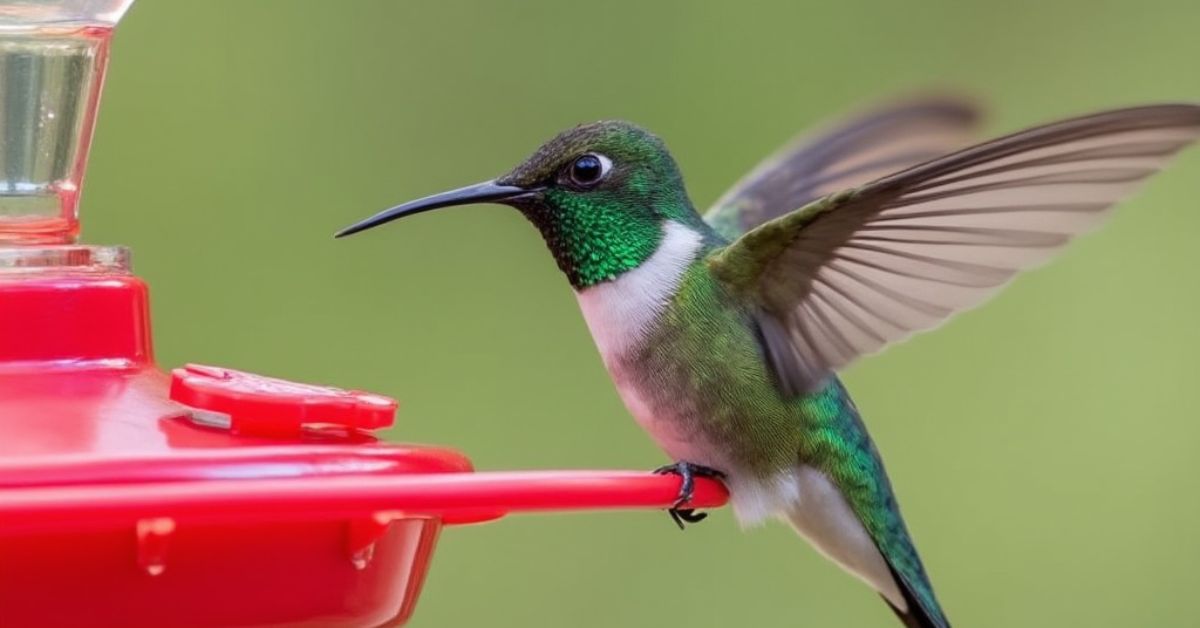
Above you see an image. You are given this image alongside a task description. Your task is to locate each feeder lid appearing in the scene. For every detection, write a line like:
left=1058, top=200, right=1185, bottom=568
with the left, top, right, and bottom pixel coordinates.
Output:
left=0, top=0, right=134, bottom=27
left=170, top=364, right=397, bottom=437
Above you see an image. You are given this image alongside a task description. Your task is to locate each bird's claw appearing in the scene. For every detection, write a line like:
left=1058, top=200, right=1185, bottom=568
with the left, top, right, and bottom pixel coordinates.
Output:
left=667, top=508, right=708, bottom=529
left=653, top=461, right=726, bottom=530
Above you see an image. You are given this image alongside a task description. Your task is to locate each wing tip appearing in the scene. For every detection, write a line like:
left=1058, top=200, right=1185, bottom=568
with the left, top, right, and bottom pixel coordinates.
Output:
left=1073, top=102, right=1200, bottom=131
left=871, top=89, right=986, bottom=128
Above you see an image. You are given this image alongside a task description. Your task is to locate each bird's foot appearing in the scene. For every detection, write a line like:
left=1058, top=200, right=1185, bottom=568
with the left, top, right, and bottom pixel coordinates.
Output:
left=653, top=461, right=726, bottom=530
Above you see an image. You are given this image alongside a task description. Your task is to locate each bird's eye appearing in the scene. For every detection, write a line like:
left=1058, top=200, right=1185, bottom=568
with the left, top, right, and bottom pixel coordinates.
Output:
left=569, top=153, right=611, bottom=187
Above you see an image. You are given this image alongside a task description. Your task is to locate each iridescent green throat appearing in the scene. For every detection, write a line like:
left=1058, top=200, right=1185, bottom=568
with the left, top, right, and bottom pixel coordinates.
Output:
left=516, top=190, right=665, bottom=289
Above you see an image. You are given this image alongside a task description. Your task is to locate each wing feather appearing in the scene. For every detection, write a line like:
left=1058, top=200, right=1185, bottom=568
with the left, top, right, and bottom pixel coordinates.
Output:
left=704, top=96, right=983, bottom=239
left=712, top=104, right=1200, bottom=394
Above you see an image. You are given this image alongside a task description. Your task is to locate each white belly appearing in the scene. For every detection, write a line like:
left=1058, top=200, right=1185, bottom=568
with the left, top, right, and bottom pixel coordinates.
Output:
left=608, top=360, right=724, bottom=467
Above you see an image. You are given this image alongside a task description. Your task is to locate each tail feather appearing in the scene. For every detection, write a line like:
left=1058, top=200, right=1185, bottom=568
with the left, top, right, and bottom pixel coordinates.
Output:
left=884, top=596, right=931, bottom=628
left=777, top=464, right=950, bottom=628
left=772, top=379, right=951, bottom=628
left=883, top=561, right=950, bottom=628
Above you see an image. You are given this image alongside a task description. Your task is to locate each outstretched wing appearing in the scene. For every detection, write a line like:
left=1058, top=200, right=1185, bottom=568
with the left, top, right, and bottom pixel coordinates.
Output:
left=710, top=104, right=1200, bottom=395
left=703, top=96, right=983, bottom=240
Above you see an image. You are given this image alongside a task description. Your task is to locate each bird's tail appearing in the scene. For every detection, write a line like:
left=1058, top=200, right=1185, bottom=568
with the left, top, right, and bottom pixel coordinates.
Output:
left=781, top=465, right=950, bottom=628
left=881, top=562, right=946, bottom=628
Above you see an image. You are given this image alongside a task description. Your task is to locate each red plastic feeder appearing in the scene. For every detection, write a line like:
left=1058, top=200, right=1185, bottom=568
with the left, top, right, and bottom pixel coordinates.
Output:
left=0, top=3, right=727, bottom=627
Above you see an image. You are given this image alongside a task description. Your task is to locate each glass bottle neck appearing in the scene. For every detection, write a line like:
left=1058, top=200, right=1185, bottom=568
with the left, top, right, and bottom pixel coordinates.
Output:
left=0, top=244, right=129, bottom=273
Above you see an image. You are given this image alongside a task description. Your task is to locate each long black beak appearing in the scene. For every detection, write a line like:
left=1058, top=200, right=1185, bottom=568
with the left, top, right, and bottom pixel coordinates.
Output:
left=334, top=180, right=532, bottom=238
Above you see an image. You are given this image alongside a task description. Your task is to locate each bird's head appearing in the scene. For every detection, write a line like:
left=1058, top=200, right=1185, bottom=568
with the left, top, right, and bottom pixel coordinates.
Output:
left=336, top=121, right=703, bottom=288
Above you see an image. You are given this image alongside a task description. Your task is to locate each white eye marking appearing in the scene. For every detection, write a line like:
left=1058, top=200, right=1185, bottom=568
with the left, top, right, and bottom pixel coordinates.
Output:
left=594, top=153, right=613, bottom=175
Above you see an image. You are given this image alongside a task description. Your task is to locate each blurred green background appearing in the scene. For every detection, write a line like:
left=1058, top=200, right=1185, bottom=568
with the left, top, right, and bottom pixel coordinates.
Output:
left=86, top=1, right=1199, bottom=626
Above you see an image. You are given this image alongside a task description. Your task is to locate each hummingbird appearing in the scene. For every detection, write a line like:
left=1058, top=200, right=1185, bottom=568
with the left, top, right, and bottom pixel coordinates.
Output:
left=336, top=99, right=1200, bottom=627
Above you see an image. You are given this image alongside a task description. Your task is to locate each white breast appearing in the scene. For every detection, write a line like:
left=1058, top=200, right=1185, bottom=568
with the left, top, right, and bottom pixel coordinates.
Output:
left=574, top=221, right=704, bottom=365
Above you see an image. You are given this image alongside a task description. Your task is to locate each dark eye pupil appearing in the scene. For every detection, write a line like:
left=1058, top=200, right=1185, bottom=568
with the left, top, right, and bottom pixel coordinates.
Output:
left=572, top=155, right=603, bottom=184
